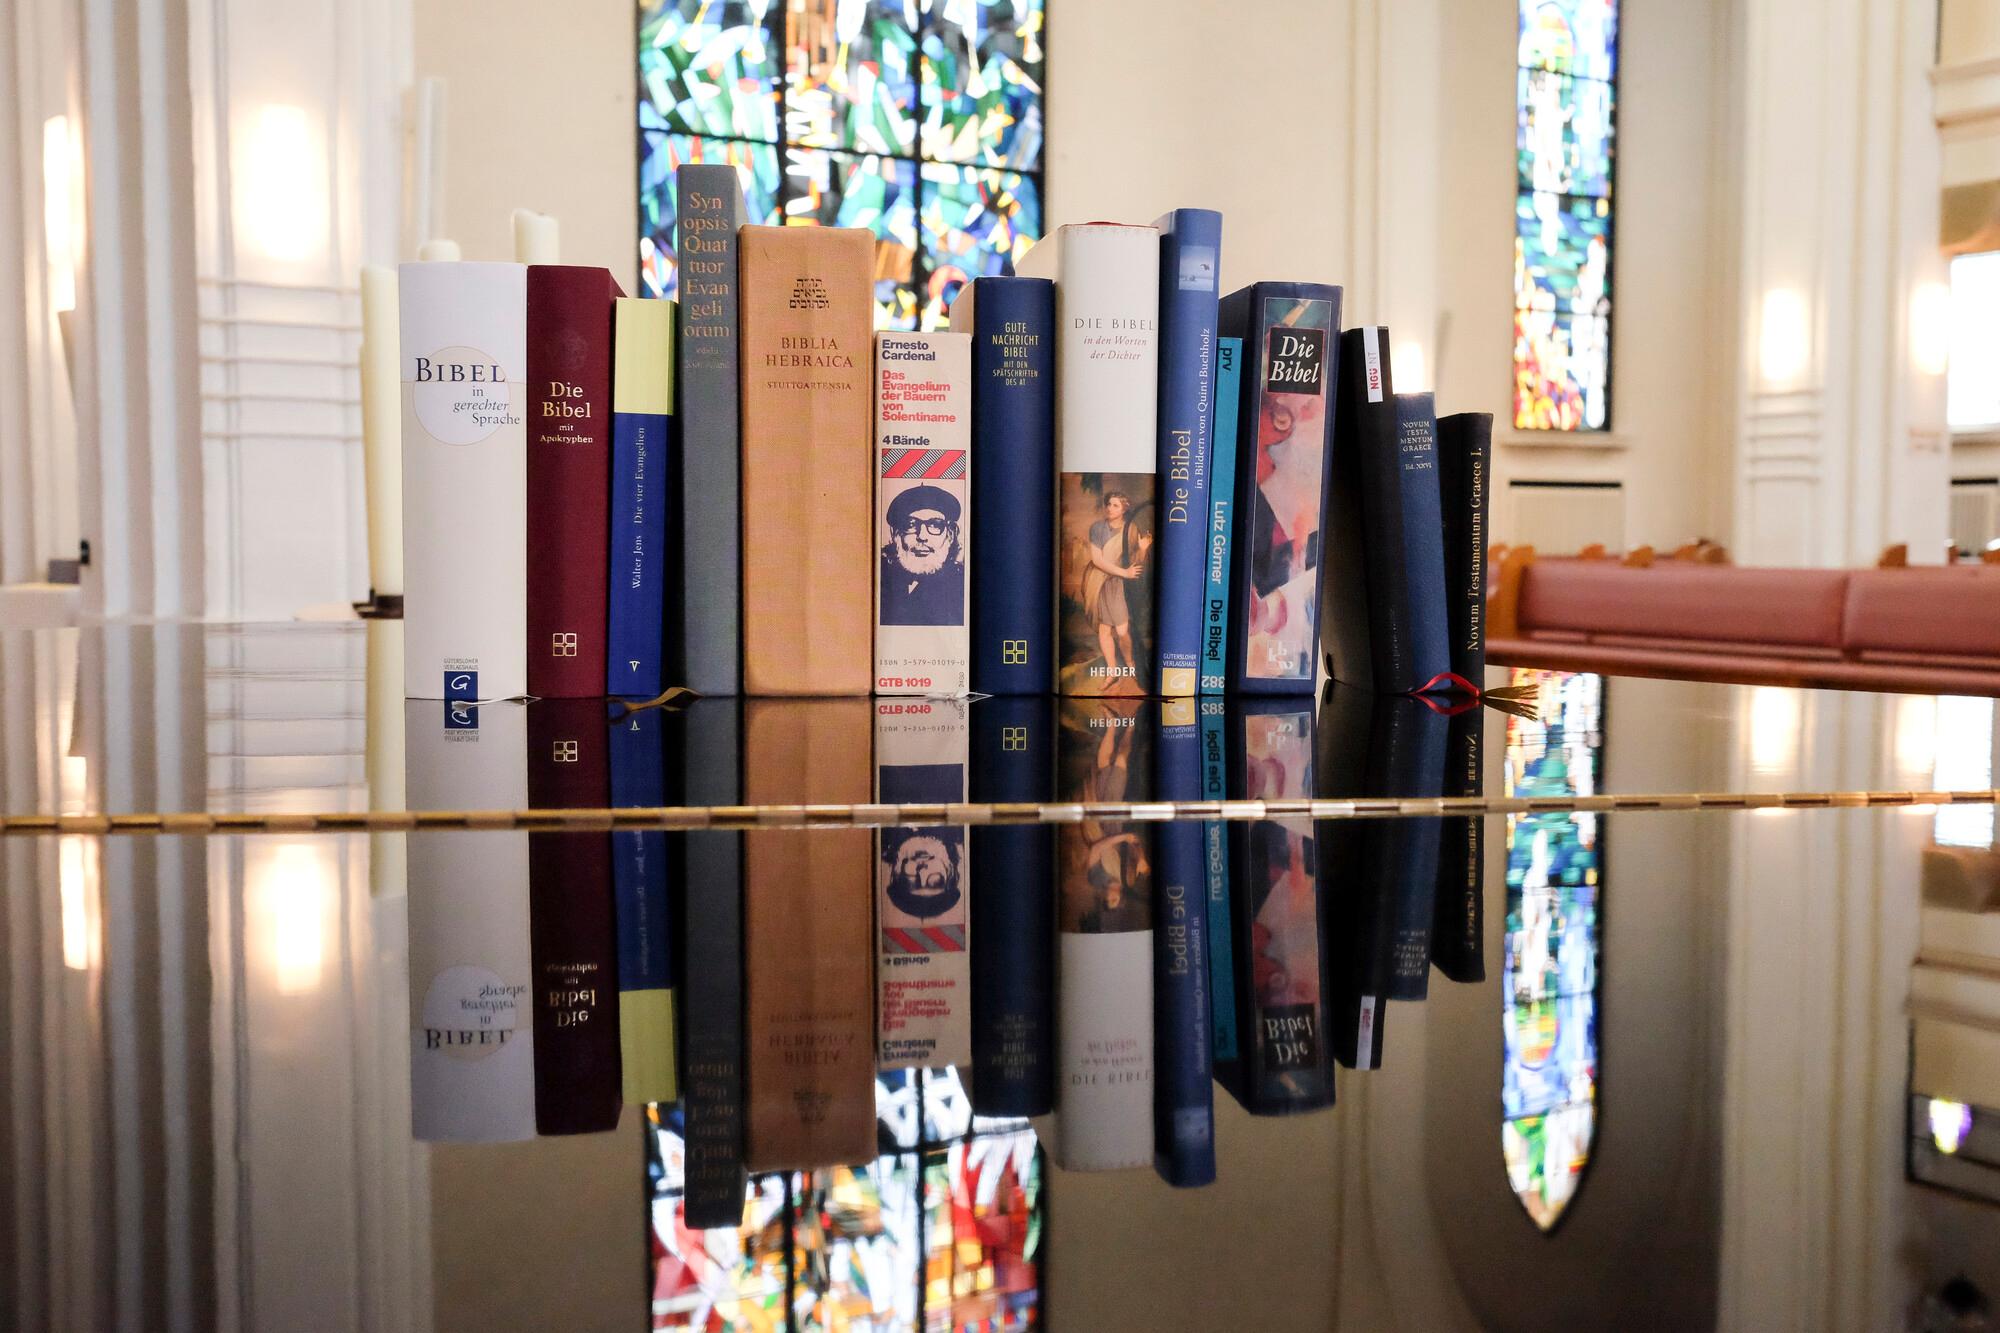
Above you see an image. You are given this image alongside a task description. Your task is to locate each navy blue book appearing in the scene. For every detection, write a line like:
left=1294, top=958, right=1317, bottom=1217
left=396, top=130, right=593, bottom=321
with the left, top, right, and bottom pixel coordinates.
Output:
left=1200, top=697, right=1237, bottom=1065
left=951, top=277, right=1055, bottom=694
left=1437, top=412, right=1493, bottom=689
left=1153, top=698, right=1215, bottom=1186
left=1324, top=352, right=1452, bottom=695
left=1314, top=686, right=1387, bottom=1071
left=671, top=699, right=747, bottom=1228
left=1218, top=284, right=1342, bottom=694
left=609, top=703, right=676, bottom=1105
left=1153, top=209, right=1223, bottom=698
left=1220, top=697, right=1330, bottom=1115
left=606, top=298, right=675, bottom=697
left=1431, top=701, right=1486, bottom=983
left=967, top=695, right=1055, bottom=1117
left=1374, top=694, right=1447, bottom=1001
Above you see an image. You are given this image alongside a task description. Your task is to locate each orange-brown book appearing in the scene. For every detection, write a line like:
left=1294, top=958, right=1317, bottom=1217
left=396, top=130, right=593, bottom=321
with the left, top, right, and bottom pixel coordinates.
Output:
left=738, top=226, right=875, bottom=696
left=743, top=698, right=875, bottom=1170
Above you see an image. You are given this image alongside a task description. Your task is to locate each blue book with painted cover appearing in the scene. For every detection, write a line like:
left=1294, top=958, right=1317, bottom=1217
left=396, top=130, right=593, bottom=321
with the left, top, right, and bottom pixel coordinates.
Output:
left=1220, top=283, right=1341, bottom=694
left=1153, top=209, right=1223, bottom=697
left=968, top=695, right=1055, bottom=1117
left=1199, top=697, right=1237, bottom=1064
left=609, top=702, right=675, bottom=1104
left=1154, top=697, right=1215, bottom=1187
left=606, top=297, right=675, bottom=697
left=951, top=277, right=1055, bottom=694
left=1200, top=337, right=1243, bottom=694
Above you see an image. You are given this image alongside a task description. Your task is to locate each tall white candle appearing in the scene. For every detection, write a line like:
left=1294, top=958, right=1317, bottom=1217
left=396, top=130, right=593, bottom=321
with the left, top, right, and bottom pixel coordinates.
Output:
left=359, top=263, right=403, bottom=598
left=510, top=208, right=558, bottom=265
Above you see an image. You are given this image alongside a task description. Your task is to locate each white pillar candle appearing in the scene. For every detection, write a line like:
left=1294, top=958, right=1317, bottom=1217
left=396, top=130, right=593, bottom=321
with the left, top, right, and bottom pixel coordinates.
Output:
left=416, top=238, right=461, bottom=262
left=510, top=208, right=558, bottom=265
left=359, top=263, right=403, bottom=598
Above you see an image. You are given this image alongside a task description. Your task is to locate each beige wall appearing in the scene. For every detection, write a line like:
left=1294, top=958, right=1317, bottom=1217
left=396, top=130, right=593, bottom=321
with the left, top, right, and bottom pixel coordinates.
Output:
left=411, top=0, right=638, bottom=288
left=1439, top=0, right=1739, bottom=553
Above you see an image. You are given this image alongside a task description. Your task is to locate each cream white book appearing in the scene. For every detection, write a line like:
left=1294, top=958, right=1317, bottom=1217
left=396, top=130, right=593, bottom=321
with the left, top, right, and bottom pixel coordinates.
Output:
left=1046, top=930, right=1155, bottom=1171
left=875, top=697, right=971, bottom=1071
left=399, top=260, right=528, bottom=700
left=404, top=699, right=535, bottom=1143
left=873, top=331, right=972, bottom=696
left=1014, top=223, right=1161, bottom=696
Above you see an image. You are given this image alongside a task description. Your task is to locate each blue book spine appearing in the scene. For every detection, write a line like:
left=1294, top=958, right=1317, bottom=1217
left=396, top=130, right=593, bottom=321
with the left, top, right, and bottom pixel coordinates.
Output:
left=606, top=405, right=671, bottom=696
left=1219, top=282, right=1343, bottom=694
left=609, top=705, right=671, bottom=993
left=969, top=696, right=1055, bottom=1117
left=1199, top=337, right=1243, bottom=694
left=1154, top=699, right=1216, bottom=1187
left=956, top=277, right=1055, bottom=695
left=1200, top=697, right=1237, bottom=1064
left=1153, top=209, right=1223, bottom=698
left=1392, top=393, right=1453, bottom=691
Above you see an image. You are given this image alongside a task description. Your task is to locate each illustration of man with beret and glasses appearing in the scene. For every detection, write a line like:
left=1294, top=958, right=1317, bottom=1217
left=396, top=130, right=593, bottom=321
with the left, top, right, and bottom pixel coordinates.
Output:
left=880, top=483, right=965, bottom=626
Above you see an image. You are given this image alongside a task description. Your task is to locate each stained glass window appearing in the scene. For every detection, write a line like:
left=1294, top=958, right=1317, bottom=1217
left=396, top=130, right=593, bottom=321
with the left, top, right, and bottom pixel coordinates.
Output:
left=1515, top=1, right=1617, bottom=430
left=640, top=0, right=1045, bottom=331
left=1501, top=668, right=1603, bottom=1231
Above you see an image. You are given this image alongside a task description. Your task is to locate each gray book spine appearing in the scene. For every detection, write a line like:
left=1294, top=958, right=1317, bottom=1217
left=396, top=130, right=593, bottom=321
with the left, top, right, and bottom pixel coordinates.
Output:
left=675, top=165, right=743, bottom=694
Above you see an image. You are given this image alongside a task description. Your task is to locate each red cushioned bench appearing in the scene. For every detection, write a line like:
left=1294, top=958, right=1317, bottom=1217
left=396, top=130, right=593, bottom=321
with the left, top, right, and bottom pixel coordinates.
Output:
left=1487, top=557, right=2000, bottom=696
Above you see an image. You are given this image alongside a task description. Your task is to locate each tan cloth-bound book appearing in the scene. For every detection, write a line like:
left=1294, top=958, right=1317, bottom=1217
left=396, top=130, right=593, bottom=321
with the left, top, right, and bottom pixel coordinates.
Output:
left=742, top=698, right=875, bottom=1171
left=738, top=226, right=875, bottom=696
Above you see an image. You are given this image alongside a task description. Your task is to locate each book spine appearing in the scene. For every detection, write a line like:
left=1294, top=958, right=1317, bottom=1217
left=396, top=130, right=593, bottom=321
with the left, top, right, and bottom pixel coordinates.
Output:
left=739, top=227, right=875, bottom=696
left=526, top=266, right=616, bottom=697
left=1154, top=697, right=1215, bottom=1186
left=1153, top=209, right=1222, bottom=698
left=675, top=164, right=744, bottom=696
left=1051, top=696, right=1154, bottom=1169
left=399, top=261, right=528, bottom=700
left=1017, top=224, right=1161, bottom=697
left=1438, top=412, right=1493, bottom=688
left=527, top=698, right=621, bottom=1135
left=607, top=297, right=677, bottom=697
left=1199, top=698, right=1237, bottom=1066
left=1225, top=701, right=1331, bottom=1114
left=1431, top=703, right=1486, bottom=983
left=1390, top=392, right=1453, bottom=691
left=405, top=700, right=536, bottom=1143
left=955, top=278, right=1056, bottom=695
left=1324, top=326, right=1393, bottom=691
left=1219, top=283, right=1342, bottom=694
left=1376, top=693, right=1448, bottom=1002
left=743, top=699, right=875, bottom=1170
left=969, top=696, right=1055, bottom=1117
left=610, top=703, right=676, bottom=1105
left=1199, top=337, right=1243, bottom=694
left=874, top=331, right=972, bottom=695
left=673, top=700, right=747, bottom=1228
left=875, top=698, right=971, bottom=1071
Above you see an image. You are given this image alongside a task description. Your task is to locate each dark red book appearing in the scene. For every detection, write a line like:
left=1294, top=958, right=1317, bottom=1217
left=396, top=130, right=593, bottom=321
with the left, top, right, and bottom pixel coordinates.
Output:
left=526, top=266, right=618, bottom=697
left=528, top=698, right=621, bottom=1134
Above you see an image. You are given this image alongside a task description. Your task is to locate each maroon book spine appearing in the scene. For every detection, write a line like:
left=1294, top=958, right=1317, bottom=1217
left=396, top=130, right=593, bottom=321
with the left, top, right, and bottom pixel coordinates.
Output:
left=526, top=266, right=617, bottom=697
left=528, top=698, right=621, bottom=1135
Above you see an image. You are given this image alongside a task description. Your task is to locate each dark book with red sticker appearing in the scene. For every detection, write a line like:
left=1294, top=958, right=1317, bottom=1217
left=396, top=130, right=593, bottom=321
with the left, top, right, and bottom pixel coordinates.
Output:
left=526, top=266, right=618, bottom=697
left=528, top=697, right=622, bottom=1135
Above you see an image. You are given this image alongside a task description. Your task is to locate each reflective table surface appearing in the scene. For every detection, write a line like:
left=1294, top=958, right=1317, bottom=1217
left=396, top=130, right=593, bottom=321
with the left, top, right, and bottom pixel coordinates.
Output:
left=4, top=623, right=1999, bottom=1331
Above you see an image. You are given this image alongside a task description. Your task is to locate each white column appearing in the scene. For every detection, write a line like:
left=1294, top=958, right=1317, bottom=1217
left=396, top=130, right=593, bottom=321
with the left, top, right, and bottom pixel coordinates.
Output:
left=1733, top=0, right=1949, bottom=567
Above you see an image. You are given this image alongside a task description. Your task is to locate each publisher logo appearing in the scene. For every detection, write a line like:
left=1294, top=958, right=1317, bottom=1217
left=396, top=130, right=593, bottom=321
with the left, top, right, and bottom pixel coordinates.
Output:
left=445, top=671, right=478, bottom=701
left=1002, top=726, right=1028, bottom=751
left=551, top=632, right=577, bottom=657
left=553, top=740, right=578, bottom=763
left=1002, top=638, right=1029, bottom=665
left=1267, top=327, right=1326, bottom=396
left=445, top=702, right=477, bottom=730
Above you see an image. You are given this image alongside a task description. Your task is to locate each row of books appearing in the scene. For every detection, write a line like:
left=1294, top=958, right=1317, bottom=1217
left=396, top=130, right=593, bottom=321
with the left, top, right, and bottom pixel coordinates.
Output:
left=396, top=170, right=1491, bottom=704
left=406, top=689, right=1485, bottom=1196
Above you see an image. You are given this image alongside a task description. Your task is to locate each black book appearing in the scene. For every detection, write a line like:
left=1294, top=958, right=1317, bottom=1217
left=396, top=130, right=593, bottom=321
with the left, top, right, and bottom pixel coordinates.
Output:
left=1374, top=696, right=1447, bottom=1001
left=527, top=698, right=623, bottom=1135
left=1220, top=697, right=1330, bottom=1115
left=671, top=698, right=748, bottom=1228
left=1431, top=701, right=1486, bottom=984
left=968, top=696, right=1056, bottom=1118
left=1437, top=412, right=1493, bottom=688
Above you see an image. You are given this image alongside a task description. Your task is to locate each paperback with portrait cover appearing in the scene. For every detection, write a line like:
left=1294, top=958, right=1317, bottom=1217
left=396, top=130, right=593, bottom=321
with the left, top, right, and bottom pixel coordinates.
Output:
left=1017, top=223, right=1161, bottom=698
left=874, top=332, right=971, bottom=696
left=876, top=698, right=971, bottom=1071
